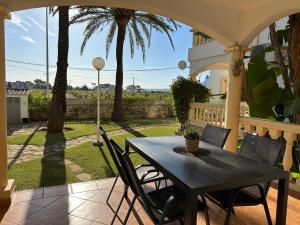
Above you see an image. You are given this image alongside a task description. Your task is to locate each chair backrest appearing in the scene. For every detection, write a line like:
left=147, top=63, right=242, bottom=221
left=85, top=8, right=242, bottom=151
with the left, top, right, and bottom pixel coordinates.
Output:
left=239, top=133, right=285, bottom=193
left=99, top=126, right=128, bottom=185
left=110, top=139, right=158, bottom=223
left=201, top=124, right=231, bottom=148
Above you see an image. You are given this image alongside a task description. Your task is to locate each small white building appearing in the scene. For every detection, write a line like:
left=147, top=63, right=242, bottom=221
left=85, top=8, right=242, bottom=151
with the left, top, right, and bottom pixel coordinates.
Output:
left=6, top=89, right=29, bottom=124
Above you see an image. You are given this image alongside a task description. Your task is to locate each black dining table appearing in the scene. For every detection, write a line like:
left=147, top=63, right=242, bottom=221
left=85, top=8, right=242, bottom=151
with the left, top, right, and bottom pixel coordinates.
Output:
left=125, top=136, right=289, bottom=225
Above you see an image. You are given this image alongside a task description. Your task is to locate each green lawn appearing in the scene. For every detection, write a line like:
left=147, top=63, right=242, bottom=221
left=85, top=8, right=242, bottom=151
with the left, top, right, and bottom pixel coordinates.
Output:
left=8, top=158, right=78, bottom=190
left=7, top=118, right=177, bottom=145
left=8, top=124, right=178, bottom=190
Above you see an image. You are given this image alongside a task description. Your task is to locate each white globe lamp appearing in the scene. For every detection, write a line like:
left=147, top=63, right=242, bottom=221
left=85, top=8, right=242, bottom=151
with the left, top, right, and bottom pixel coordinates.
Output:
left=178, top=60, right=187, bottom=70
left=92, top=57, right=105, bottom=71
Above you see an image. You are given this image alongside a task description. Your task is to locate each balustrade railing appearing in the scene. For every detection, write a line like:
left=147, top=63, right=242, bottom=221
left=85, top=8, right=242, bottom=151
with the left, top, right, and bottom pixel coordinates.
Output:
left=188, top=102, right=300, bottom=173
left=188, top=102, right=248, bottom=127
left=239, top=116, right=300, bottom=172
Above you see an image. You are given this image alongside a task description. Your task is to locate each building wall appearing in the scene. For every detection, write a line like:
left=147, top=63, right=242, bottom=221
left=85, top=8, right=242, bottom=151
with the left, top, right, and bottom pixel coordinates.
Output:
left=6, top=93, right=29, bottom=120
left=205, top=69, right=228, bottom=103
left=29, top=99, right=174, bottom=121
left=189, top=18, right=289, bottom=103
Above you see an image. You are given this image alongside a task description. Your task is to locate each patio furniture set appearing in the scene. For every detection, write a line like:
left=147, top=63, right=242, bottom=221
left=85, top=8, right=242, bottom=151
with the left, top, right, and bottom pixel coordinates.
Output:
left=99, top=124, right=289, bottom=225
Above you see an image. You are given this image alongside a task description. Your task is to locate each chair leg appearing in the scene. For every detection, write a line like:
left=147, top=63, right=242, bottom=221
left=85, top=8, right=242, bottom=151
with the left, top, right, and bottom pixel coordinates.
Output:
left=110, top=188, right=126, bottom=225
left=224, top=207, right=232, bottom=225
left=200, top=195, right=210, bottom=225
left=232, top=208, right=236, bottom=215
left=262, top=199, right=273, bottom=225
left=123, top=195, right=137, bottom=225
left=107, top=174, right=120, bottom=204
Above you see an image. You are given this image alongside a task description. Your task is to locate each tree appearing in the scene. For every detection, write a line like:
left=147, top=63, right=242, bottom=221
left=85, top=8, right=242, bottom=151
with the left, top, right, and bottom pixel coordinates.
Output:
left=267, top=14, right=300, bottom=124
left=47, top=6, right=70, bottom=133
left=71, top=7, right=180, bottom=121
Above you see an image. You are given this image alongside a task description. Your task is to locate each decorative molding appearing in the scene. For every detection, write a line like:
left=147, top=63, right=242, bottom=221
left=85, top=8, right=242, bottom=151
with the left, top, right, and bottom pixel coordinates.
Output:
left=0, top=5, right=11, bottom=20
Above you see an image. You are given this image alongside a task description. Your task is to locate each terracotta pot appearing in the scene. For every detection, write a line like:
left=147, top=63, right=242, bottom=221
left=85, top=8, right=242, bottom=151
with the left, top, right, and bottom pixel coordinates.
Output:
left=185, top=138, right=200, bottom=153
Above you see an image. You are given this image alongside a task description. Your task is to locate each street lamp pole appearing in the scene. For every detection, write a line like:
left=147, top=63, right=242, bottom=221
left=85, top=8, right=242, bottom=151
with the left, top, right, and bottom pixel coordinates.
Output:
left=92, top=57, right=105, bottom=146
left=96, top=68, right=100, bottom=143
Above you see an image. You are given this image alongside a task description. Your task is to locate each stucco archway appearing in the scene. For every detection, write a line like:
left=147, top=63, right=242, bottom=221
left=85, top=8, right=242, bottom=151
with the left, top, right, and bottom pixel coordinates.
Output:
left=2, top=0, right=300, bottom=208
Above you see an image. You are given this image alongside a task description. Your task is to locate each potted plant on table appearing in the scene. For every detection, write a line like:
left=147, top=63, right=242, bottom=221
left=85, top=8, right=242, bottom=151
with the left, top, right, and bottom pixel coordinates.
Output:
left=183, top=130, right=200, bottom=153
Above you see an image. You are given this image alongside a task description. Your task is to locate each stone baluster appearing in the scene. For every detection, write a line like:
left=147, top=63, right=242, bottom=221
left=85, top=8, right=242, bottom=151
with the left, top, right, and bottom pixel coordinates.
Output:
left=243, top=123, right=254, bottom=134
left=283, top=132, right=297, bottom=172
left=256, top=126, right=267, bottom=136
left=269, top=129, right=281, bottom=139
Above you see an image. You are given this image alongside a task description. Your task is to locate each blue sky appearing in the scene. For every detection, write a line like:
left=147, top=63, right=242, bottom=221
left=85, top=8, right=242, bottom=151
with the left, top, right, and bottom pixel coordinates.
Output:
left=4, top=7, right=200, bottom=89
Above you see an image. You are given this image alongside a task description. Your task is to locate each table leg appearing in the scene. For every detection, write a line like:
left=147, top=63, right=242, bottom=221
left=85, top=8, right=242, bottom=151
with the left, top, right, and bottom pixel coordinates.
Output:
left=275, top=177, right=289, bottom=225
left=184, top=191, right=198, bottom=225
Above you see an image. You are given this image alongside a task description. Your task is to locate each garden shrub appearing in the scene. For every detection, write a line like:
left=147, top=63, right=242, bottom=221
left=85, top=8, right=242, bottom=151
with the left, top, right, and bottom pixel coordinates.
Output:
left=171, top=76, right=210, bottom=127
left=28, top=90, right=52, bottom=120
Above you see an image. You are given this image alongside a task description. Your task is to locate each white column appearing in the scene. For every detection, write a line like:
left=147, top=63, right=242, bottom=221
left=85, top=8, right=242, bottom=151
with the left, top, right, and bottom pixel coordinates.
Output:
left=224, top=44, right=249, bottom=152
left=190, top=73, right=197, bottom=81
left=0, top=5, right=15, bottom=206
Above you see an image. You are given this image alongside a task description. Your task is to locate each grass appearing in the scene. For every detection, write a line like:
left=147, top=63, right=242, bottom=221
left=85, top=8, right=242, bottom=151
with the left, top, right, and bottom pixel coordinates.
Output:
left=65, top=125, right=177, bottom=180
left=7, top=118, right=177, bottom=145
left=8, top=124, right=178, bottom=190
left=8, top=158, right=78, bottom=190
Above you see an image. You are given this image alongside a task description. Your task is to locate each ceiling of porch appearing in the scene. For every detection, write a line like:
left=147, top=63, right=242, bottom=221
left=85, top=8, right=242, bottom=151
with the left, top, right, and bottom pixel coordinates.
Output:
left=1, top=0, right=300, bottom=47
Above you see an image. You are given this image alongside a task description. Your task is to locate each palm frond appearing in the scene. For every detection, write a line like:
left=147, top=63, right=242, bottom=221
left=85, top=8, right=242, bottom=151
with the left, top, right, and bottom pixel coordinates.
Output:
left=135, top=18, right=151, bottom=48
left=130, top=20, right=146, bottom=62
left=128, top=28, right=135, bottom=58
left=106, top=21, right=117, bottom=59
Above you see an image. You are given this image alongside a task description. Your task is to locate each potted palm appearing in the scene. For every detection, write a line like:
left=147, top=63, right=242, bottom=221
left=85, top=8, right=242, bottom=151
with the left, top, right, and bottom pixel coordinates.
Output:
left=183, top=130, right=200, bottom=153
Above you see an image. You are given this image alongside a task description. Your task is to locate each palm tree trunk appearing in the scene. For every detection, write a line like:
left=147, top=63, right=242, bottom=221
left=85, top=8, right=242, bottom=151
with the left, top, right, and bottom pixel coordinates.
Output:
left=112, top=20, right=127, bottom=121
left=269, top=23, right=291, bottom=90
left=47, top=6, right=69, bottom=133
left=288, top=14, right=300, bottom=124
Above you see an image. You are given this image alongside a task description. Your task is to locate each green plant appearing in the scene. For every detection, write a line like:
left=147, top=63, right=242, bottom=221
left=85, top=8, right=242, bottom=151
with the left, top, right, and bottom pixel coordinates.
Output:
left=244, top=48, right=286, bottom=118
left=183, top=130, right=200, bottom=140
left=170, top=76, right=210, bottom=126
left=28, top=90, right=52, bottom=120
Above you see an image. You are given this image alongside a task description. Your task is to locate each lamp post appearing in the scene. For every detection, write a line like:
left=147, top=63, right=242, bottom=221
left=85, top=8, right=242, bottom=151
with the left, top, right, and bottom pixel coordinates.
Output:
left=92, top=57, right=105, bottom=146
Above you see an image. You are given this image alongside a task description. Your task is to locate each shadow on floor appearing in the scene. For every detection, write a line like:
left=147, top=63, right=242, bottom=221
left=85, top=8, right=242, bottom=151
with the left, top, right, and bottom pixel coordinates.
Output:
left=116, top=122, right=146, bottom=137
left=96, top=145, right=116, bottom=178
left=8, top=123, right=43, bottom=168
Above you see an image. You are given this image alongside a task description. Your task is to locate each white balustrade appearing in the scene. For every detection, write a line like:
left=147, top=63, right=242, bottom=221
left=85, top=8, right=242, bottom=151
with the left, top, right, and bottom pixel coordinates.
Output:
left=188, top=102, right=300, bottom=174
left=188, top=102, right=248, bottom=127
left=239, top=116, right=300, bottom=173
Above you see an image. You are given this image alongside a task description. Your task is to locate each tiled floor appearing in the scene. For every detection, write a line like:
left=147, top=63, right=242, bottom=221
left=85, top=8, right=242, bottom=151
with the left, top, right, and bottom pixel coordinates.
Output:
left=0, top=178, right=300, bottom=225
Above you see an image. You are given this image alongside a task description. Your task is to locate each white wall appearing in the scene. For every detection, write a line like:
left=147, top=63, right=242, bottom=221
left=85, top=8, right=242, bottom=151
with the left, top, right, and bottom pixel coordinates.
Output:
left=205, top=69, right=228, bottom=103
left=6, top=94, right=29, bottom=120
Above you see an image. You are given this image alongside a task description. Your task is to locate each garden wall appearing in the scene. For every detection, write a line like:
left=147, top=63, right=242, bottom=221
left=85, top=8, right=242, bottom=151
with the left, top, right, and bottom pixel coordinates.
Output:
left=30, top=99, right=173, bottom=121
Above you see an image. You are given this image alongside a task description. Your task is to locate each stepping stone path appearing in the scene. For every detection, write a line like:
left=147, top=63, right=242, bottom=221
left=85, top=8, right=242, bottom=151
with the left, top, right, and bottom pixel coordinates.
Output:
left=64, top=159, right=92, bottom=182
left=7, top=125, right=157, bottom=165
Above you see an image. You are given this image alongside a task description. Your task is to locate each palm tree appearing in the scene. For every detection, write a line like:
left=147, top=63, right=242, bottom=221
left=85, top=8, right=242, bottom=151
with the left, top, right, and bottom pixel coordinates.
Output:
left=71, top=7, right=180, bottom=121
left=47, top=6, right=70, bottom=133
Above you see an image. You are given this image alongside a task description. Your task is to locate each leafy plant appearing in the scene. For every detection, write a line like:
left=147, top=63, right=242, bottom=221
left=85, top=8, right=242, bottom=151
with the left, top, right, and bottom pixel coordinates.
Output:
left=244, top=47, right=286, bottom=118
left=170, top=76, right=210, bottom=127
left=183, top=130, right=200, bottom=140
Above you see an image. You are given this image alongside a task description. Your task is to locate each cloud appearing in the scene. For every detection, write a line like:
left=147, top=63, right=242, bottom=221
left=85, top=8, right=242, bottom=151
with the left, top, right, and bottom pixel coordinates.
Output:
left=28, top=17, right=56, bottom=36
left=20, top=35, right=36, bottom=44
left=9, top=13, right=30, bottom=32
left=6, top=28, right=17, bottom=33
